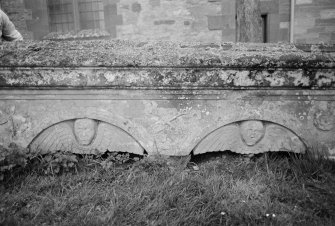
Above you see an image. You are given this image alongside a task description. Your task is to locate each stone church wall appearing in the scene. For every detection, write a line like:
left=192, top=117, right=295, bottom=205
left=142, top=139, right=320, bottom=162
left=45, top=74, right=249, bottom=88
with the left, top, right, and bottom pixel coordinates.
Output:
left=0, top=0, right=334, bottom=43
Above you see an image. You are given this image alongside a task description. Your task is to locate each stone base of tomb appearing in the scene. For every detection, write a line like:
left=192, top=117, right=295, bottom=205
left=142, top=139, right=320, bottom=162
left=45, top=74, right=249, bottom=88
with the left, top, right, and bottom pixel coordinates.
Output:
left=0, top=41, right=334, bottom=158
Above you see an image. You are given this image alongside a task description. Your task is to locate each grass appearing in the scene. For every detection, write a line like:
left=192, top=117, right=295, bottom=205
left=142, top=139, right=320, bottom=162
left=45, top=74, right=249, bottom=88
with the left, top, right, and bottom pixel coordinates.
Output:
left=0, top=151, right=335, bottom=226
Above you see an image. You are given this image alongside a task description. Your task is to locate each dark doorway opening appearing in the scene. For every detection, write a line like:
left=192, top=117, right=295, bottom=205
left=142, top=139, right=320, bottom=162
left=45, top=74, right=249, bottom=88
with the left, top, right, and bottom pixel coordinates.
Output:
left=261, top=14, right=268, bottom=43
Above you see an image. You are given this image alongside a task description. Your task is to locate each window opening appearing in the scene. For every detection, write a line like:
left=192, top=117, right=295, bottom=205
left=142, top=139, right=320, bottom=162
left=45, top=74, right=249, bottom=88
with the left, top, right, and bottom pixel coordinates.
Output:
left=47, top=0, right=105, bottom=33
left=78, top=0, right=105, bottom=30
left=47, top=0, right=75, bottom=33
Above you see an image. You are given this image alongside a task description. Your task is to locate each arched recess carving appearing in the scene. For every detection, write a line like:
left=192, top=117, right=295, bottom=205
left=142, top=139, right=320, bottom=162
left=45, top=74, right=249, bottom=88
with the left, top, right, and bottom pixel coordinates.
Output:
left=193, top=120, right=306, bottom=155
left=29, top=118, right=144, bottom=155
left=28, top=108, right=154, bottom=154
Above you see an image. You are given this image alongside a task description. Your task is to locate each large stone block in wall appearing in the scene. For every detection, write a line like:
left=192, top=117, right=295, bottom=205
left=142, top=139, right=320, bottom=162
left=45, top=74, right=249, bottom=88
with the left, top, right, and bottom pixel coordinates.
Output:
left=0, top=41, right=334, bottom=158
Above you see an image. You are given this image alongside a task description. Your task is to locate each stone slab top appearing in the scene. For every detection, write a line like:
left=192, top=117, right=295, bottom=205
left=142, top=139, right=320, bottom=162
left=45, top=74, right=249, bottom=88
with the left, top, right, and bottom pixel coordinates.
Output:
left=0, top=40, right=334, bottom=69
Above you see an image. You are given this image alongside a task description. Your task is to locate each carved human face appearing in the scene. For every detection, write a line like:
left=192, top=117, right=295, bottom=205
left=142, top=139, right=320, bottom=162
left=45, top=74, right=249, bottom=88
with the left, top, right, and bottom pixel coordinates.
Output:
left=74, top=119, right=96, bottom=145
left=240, top=120, right=265, bottom=146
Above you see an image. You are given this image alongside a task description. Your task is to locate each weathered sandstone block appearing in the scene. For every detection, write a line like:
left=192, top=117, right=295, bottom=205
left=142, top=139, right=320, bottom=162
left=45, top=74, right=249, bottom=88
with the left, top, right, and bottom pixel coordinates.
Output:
left=0, top=41, right=334, bottom=157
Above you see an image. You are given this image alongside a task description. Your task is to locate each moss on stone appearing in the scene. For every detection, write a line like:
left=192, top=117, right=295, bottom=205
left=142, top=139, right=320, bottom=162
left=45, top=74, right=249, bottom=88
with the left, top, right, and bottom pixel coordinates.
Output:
left=0, top=41, right=334, bottom=69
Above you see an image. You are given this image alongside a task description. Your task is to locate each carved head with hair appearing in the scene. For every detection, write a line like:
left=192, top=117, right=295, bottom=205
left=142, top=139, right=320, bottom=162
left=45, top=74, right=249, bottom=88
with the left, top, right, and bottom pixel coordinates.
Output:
left=74, top=118, right=97, bottom=146
left=240, top=120, right=265, bottom=146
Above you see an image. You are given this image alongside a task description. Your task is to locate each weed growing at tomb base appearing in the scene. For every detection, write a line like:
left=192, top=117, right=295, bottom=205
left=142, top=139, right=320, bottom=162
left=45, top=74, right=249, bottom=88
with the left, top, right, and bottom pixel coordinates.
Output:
left=1, top=144, right=142, bottom=179
left=0, top=144, right=28, bottom=181
left=0, top=150, right=335, bottom=225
